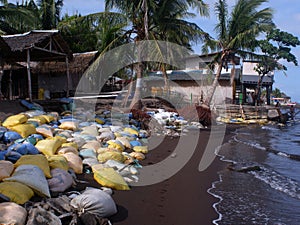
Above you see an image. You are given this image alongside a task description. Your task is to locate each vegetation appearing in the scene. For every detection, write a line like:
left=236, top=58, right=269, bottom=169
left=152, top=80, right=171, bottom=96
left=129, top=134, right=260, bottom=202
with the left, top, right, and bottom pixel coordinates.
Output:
left=202, top=0, right=274, bottom=105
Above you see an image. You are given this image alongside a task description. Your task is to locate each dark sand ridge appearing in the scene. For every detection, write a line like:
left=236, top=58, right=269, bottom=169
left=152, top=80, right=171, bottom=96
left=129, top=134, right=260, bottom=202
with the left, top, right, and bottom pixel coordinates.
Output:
left=0, top=100, right=235, bottom=225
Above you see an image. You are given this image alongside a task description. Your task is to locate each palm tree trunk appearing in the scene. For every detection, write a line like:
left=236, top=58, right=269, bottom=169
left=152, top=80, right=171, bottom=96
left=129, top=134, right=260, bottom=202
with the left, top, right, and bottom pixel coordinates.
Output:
left=129, top=62, right=143, bottom=109
left=206, top=62, right=222, bottom=105
left=162, top=65, right=169, bottom=93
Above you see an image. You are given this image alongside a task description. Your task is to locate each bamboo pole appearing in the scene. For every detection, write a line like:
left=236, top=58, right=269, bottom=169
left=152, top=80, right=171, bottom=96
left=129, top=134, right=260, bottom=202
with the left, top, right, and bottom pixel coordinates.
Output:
left=27, top=49, right=32, bottom=102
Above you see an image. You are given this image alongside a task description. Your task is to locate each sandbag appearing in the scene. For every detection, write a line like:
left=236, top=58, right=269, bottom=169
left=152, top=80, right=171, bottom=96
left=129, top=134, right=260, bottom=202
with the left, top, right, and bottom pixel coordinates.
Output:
left=129, top=152, right=146, bottom=160
left=47, top=155, right=69, bottom=171
left=116, top=137, right=131, bottom=149
left=36, top=125, right=54, bottom=138
left=35, top=138, right=64, bottom=156
left=98, top=131, right=115, bottom=142
left=47, top=168, right=73, bottom=193
left=130, top=140, right=142, bottom=147
left=4, top=164, right=51, bottom=198
left=28, top=115, right=47, bottom=125
left=93, top=167, right=130, bottom=191
left=133, top=145, right=148, bottom=154
left=59, top=121, right=78, bottom=131
left=81, top=125, right=99, bottom=136
left=123, top=127, right=139, bottom=136
left=79, top=148, right=97, bottom=159
left=2, top=114, right=27, bottom=127
left=9, top=123, right=36, bottom=138
left=97, top=150, right=125, bottom=163
left=8, top=142, right=40, bottom=155
left=0, top=202, right=27, bottom=225
left=0, top=160, right=14, bottom=181
left=0, top=181, right=34, bottom=204
left=81, top=140, right=101, bottom=151
left=14, top=154, right=52, bottom=178
left=70, top=187, right=117, bottom=217
left=61, top=142, right=78, bottom=150
left=57, top=146, right=78, bottom=155
left=63, top=152, right=83, bottom=174
left=26, top=207, right=62, bottom=225
left=107, top=140, right=124, bottom=152
left=3, top=131, right=22, bottom=143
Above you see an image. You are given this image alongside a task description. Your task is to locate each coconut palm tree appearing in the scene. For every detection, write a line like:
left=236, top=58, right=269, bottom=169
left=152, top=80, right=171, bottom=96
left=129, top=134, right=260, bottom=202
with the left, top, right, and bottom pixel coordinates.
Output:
left=105, top=0, right=209, bottom=108
left=203, top=0, right=274, bottom=105
left=37, top=0, right=63, bottom=29
left=0, top=0, right=36, bottom=34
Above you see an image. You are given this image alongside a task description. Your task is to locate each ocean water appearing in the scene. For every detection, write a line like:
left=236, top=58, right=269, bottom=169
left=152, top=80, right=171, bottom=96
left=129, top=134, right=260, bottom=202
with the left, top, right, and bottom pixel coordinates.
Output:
left=209, top=114, right=300, bottom=225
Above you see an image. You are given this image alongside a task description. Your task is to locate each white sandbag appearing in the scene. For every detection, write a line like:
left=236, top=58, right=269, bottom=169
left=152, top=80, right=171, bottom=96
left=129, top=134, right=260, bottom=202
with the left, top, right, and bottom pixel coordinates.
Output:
left=81, top=125, right=99, bottom=136
left=47, top=168, right=74, bottom=193
left=63, top=152, right=83, bottom=174
left=70, top=187, right=117, bottom=218
left=82, top=158, right=99, bottom=167
left=4, top=164, right=51, bottom=198
left=0, top=202, right=27, bottom=225
left=98, top=131, right=115, bottom=142
left=0, top=160, right=14, bottom=181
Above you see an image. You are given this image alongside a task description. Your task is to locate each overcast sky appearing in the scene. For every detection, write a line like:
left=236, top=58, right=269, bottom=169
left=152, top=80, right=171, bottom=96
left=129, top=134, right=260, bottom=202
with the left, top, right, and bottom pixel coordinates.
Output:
left=8, top=0, right=300, bottom=102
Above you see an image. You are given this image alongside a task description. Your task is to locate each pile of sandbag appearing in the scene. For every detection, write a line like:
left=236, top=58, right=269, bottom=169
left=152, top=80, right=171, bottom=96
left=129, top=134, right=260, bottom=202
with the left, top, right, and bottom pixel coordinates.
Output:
left=0, top=108, right=150, bottom=223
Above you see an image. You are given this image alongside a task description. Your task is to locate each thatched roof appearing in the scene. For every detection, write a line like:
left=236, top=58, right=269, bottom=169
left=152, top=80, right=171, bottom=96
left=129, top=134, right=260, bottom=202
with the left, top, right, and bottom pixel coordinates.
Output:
left=1, top=30, right=72, bottom=62
left=32, top=51, right=98, bottom=74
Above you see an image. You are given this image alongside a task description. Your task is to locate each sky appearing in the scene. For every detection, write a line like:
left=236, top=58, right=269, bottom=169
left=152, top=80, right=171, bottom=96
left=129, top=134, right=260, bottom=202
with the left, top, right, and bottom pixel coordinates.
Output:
left=9, top=0, right=300, bottom=102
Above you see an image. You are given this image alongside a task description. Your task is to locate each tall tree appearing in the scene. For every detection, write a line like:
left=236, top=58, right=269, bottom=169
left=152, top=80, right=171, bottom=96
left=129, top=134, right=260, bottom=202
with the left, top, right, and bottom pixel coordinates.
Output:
left=37, top=0, right=63, bottom=29
left=105, top=0, right=209, bottom=108
left=203, top=0, right=274, bottom=105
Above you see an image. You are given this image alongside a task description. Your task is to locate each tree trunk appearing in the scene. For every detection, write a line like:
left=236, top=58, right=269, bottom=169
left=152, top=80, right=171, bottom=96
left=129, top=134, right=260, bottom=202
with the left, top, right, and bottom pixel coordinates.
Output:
left=162, top=65, right=169, bottom=93
left=0, top=67, right=3, bottom=100
left=206, top=62, right=222, bottom=105
left=129, top=62, right=143, bottom=109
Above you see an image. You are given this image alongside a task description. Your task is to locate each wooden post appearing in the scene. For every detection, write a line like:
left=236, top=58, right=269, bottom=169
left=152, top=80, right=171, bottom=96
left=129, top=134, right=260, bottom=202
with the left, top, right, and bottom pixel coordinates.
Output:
left=0, top=57, right=3, bottom=99
left=27, top=49, right=32, bottom=102
left=66, top=56, right=70, bottom=97
left=9, top=69, right=12, bottom=100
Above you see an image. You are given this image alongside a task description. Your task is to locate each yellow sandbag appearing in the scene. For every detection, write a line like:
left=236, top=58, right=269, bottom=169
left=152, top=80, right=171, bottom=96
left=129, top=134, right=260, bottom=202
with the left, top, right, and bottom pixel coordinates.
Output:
left=63, top=152, right=83, bottom=174
left=35, top=138, right=63, bottom=156
left=28, top=115, right=47, bottom=125
left=9, top=123, right=36, bottom=138
left=0, top=160, right=14, bottom=181
left=61, top=142, right=78, bottom=150
left=2, top=114, right=27, bottom=127
left=15, top=154, right=52, bottom=178
left=97, top=150, right=125, bottom=163
left=41, top=115, right=55, bottom=123
left=59, top=121, right=78, bottom=131
left=124, top=127, right=139, bottom=136
left=133, top=146, right=148, bottom=154
left=95, top=118, right=105, bottom=125
left=0, top=181, right=34, bottom=204
left=93, top=167, right=130, bottom=191
left=107, top=140, right=124, bottom=152
left=47, top=155, right=69, bottom=171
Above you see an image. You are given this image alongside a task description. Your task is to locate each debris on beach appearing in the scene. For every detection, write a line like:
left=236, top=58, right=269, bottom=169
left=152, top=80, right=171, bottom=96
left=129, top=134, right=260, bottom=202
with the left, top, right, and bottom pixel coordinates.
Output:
left=0, top=104, right=208, bottom=224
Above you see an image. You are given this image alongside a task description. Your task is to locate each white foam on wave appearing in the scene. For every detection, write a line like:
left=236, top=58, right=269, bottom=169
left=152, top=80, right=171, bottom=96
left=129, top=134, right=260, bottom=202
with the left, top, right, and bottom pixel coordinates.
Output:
left=233, top=135, right=266, bottom=150
left=261, top=126, right=279, bottom=131
left=249, top=166, right=300, bottom=200
left=277, top=152, right=289, bottom=158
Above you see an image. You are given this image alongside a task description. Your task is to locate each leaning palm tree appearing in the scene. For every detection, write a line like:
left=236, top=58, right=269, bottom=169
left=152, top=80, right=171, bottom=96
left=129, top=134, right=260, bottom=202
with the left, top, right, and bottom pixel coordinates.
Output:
left=203, top=0, right=274, bottom=105
left=105, top=0, right=209, bottom=109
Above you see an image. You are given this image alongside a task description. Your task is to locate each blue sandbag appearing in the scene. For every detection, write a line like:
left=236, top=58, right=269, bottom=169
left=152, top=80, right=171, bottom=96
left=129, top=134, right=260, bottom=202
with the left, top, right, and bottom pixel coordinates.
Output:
left=0, top=150, right=6, bottom=160
left=8, top=143, right=28, bottom=155
left=130, top=140, right=142, bottom=147
left=3, top=131, right=22, bottom=144
left=0, top=126, right=7, bottom=140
